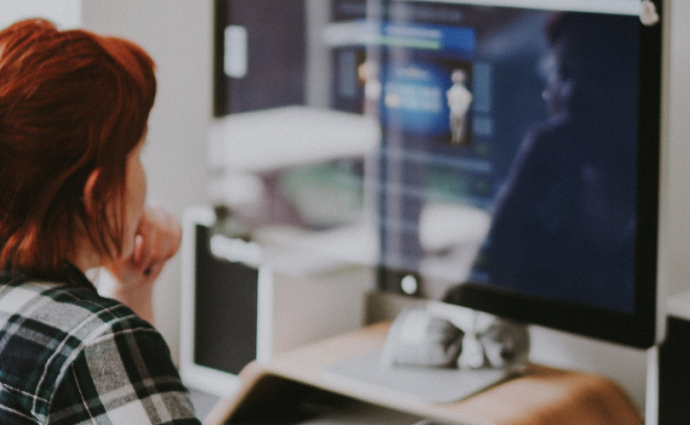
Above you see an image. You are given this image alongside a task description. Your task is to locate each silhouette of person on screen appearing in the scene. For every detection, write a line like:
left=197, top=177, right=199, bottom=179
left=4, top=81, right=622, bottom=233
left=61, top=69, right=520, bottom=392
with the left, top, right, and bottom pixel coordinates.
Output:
left=446, top=12, right=640, bottom=311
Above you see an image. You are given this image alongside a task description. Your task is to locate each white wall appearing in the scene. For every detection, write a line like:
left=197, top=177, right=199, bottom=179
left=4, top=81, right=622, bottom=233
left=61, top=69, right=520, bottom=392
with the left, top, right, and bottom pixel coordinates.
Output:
left=81, top=0, right=213, bottom=364
left=0, top=0, right=81, bottom=30
left=659, top=0, right=690, bottom=299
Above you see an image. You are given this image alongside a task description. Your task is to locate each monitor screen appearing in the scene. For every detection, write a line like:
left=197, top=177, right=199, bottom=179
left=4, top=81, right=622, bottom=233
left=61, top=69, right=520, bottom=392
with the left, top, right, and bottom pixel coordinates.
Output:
left=365, top=0, right=662, bottom=348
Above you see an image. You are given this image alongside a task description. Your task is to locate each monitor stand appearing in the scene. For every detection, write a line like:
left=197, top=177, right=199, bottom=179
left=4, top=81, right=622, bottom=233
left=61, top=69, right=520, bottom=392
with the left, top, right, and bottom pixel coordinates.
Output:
left=325, top=349, right=519, bottom=404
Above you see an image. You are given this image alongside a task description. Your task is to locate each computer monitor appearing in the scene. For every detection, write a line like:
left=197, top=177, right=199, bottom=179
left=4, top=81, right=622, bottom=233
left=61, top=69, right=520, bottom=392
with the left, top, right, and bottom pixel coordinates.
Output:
left=363, top=0, right=663, bottom=348
left=179, top=207, right=273, bottom=398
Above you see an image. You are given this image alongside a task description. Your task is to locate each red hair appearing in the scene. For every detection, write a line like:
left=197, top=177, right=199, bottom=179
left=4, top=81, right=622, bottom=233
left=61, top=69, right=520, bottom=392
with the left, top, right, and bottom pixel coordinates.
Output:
left=0, top=19, right=156, bottom=280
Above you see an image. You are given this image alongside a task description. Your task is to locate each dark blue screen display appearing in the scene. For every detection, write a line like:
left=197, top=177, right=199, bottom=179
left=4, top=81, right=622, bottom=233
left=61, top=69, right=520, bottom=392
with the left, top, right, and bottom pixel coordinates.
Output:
left=369, top=2, right=640, bottom=313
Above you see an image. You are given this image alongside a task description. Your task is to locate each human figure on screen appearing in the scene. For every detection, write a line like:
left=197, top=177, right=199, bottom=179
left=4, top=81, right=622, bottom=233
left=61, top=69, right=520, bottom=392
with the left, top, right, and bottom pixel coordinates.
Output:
left=446, top=69, right=473, bottom=146
left=446, top=12, right=640, bottom=311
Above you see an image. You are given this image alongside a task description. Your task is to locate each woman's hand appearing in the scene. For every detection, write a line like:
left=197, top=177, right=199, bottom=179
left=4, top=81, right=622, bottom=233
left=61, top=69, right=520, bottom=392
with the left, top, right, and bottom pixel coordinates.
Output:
left=107, top=205, right=182, bottom=324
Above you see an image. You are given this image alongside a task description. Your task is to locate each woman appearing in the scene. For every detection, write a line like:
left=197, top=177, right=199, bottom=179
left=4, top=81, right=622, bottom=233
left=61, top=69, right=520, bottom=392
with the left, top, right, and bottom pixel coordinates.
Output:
left=0, top=19, right=201, bottom=424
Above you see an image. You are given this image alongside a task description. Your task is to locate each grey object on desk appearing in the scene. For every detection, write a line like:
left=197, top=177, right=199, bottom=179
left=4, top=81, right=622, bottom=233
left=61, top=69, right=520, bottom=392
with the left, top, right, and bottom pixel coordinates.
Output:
left=381, top=307, right=530, bottom=370
left=381, top=308, right=464, bottom=368
left=476, top=315, right=530, bottom=369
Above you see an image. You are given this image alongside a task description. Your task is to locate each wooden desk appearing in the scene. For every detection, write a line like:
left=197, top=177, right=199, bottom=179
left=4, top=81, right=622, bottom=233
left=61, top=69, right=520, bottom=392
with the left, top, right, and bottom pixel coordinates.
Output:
left=205, top=323, right=643, bottom=425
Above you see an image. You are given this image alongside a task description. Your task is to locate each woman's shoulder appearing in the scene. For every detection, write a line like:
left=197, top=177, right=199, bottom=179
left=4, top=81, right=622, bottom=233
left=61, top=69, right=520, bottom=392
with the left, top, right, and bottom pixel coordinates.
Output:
left=0, top=275, right=160, bottom=379
left=0, top=275, right=151, bottom=337
left=0, top=275, right=161, bottom=382
left=0, top=276, right=188, bottom=424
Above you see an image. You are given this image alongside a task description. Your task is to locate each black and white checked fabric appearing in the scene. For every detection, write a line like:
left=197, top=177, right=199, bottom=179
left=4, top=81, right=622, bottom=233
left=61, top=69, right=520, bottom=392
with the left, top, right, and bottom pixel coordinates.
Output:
left=0, top=268, right=201, bottom=424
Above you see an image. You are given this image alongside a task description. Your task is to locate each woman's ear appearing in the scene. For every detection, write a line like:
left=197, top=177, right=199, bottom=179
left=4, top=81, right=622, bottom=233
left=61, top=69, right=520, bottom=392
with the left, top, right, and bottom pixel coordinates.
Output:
left=83, top=168, right=101, bottom=215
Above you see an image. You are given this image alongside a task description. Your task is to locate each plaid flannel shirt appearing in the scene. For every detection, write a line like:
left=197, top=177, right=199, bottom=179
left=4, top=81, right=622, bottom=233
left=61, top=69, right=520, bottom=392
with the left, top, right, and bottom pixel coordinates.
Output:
left=0, top=266, right=202, bottom=425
